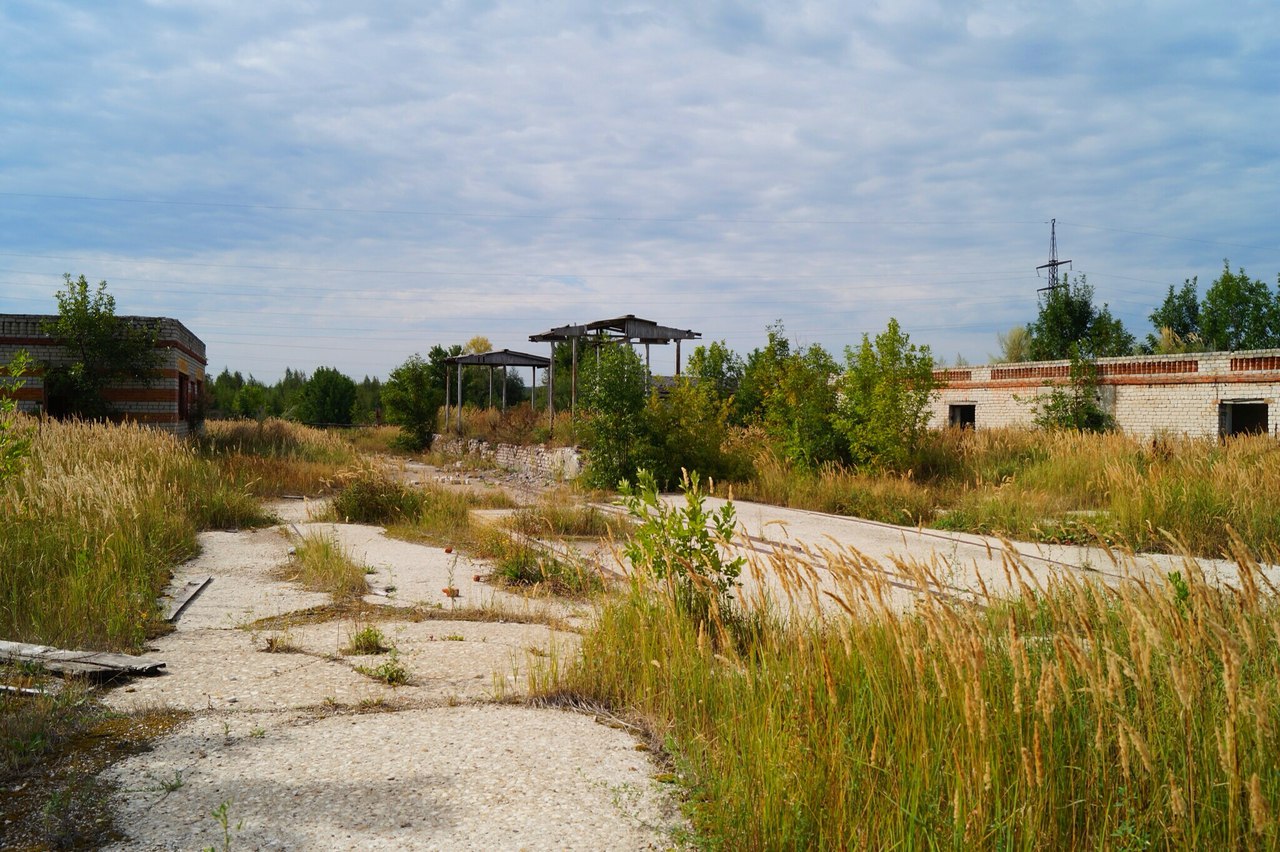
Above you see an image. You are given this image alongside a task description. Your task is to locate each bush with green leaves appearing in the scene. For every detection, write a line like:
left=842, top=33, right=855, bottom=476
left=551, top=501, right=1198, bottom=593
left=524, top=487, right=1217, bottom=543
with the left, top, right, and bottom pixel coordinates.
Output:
left=643, top=378, right=750, bottom=486
left=835, top=318, right=937, bottom=471
left=620, top=469, right=743, bottom=629
left=769, top=342, right=844, bottom=469
left=579, top=343, right=654, bottom=488
left=1032, top=346, right=1115, bottom=432
left=382, top=353, right=442, bottom=450
left=40, top=274, right=161, bottom=420
left=1, top=350, right=33, bottom=483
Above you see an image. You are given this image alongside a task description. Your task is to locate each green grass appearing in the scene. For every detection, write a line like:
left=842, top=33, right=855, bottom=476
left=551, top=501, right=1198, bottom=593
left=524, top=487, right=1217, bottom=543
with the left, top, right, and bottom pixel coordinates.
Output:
left=734, top=429, right=1280, bottom=559
left=0, top=418, right=271, bottom=652
left=344, top=624, right=391, bottom=655
left=546, top=535, right=1280, bottom=849
left=355, top=651, right=410, bottom=686
left=286, top=531, right=369, bottom=601
left=486, top=536, right=602, bottom=597
left=506, top=493, right=630, bottom=540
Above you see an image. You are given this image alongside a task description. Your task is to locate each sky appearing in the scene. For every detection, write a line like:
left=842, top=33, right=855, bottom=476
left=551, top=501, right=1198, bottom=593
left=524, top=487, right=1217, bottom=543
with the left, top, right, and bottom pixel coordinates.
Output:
left=2, top=1, right=1277, bottom=382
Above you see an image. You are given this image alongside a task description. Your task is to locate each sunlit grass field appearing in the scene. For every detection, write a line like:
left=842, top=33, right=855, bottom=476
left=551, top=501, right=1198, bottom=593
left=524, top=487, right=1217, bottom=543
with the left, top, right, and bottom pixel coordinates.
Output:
left=546, top=490, right=1280, bottom=849
left=5, top=415, right=1280, bottom=847
left=735, top=428, right=1280, bottom=559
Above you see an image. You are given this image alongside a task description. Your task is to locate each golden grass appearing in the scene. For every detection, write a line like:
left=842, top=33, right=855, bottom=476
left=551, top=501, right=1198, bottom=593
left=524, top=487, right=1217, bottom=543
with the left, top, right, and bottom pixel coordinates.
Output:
left=284, top=531, right=370, bottom=601
left=505, top=491, right=629, bottom=540
left=338, top=425, right=402, bottom=455
left=736, top=428, right=1280, bottom=559
left=444, top=405, right=579, bottom=447
left=0, top=417, right=270, bottom=650
left=548, top=527, right=1280, bottom=848
left=195, top=418, right=357, bottom=496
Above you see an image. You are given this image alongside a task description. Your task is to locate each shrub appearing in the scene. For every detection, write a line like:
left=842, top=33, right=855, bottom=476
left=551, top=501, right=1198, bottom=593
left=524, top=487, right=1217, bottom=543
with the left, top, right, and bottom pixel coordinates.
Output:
left=835, top=318, right=937, bottom=470
left=579, top=344, right=653, bottom=488
left=1031, top=346, right=1114, bottom=432
left=620, top=469, right=743, bottom=631
left=329, top=467, right=426, bottom=524
left=382, top=354, right=442, bottom=451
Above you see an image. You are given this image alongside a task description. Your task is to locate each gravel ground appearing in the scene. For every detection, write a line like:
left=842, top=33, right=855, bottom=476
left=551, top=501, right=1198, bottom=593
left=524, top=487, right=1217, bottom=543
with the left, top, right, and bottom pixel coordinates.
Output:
left=99, top=496, right=683, bottom=850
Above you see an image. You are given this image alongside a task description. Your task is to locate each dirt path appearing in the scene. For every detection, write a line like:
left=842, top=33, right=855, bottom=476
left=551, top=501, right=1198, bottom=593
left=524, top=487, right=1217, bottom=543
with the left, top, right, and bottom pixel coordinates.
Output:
left=99, top=497, right=681, bottom=851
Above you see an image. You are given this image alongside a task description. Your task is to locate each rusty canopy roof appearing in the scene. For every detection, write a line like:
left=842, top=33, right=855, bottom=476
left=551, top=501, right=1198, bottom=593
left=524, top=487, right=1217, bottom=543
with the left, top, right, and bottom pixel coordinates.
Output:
left=528, top=314, right=700, bottom=345
left=443, top=349, right=550, bottom=368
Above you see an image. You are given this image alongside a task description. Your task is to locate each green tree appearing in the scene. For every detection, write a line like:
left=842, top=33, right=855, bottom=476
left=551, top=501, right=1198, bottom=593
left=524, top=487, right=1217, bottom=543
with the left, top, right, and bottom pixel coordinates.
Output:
left=233, top=381, right=268, bottom=420
left=733, top=321, right=790, bottom=425
left=210, top=368, right=245, bottom=414
left=40, top=274, right=161, bottom=419
left=297, top=367, right=357, bottom=425
left=1, top=350, right=34, bottom=483
left=352, top=376, right=383, bottom=424
left=1144, top=278, right=1202, bottom=353
left=1032, top=345, right=1114, bottom=432
left=382, top=354, right=443, bottom=450
left=1199, top=261, right=1276, bottom=351
left=643, top=377, right=747, bottom=486
left=1027, top=275, right=1135, bottom=360
left=762, top=341, right=843, bottom=469
left=579, top=344, right=653, bottom=488
left=835, top=318, right=937, bottom=470
left=685, top=340, right=744, bottom=404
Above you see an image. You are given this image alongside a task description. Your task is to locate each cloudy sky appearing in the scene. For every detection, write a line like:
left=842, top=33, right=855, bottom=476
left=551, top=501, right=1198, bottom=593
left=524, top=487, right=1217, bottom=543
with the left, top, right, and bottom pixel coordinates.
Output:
left=2, top=1, right=1276, bottom=381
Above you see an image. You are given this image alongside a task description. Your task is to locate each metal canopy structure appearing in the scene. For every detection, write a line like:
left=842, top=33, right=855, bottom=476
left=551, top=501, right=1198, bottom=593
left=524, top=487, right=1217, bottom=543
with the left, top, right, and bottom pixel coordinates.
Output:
left=443, top=349, right=551, bottom=432
left=528, top=315, right=702, bottom=420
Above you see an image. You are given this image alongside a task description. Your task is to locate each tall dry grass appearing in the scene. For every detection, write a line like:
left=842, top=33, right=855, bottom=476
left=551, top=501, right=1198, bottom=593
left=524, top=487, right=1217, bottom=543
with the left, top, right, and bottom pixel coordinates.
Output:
left=0, top=416, right=268, bottom=650
left=548, top=529, right=1280, bottom=848
left=736, top=428, right=1280, bottom=559
left=446, top=405, right=578, bottom=447
left=285, top=531, right=370, bottom=601
left=194, top=418, right=357, bottom=496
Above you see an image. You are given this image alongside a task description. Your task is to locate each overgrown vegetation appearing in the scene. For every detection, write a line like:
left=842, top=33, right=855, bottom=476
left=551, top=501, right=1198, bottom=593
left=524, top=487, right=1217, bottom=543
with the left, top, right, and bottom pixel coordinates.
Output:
left=381, top=353, right=443, bottom=451
left=286, top=531, right=370, bottom=601
left=194, top=418, right=357, bottom=496
left=0, top=418, right=270, bottom=650
left=0, top=350, right=33, bottom=483
left=546, top=488, right=1280, bottom=848
left=39, top=274, right=162, bottom=421
left=620, top=470, right=742, bottom=629
left=1031, top=346, right=1115, bottom=432
left=506, top=492, right=629, bottom=540
left=734, top=427, right=1280, bottom=558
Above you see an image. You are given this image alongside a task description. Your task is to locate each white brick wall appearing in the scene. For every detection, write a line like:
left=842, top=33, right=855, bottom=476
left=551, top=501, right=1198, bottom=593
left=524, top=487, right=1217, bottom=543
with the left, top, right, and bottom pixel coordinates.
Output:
left=933, top=349, right=1280, bottom=438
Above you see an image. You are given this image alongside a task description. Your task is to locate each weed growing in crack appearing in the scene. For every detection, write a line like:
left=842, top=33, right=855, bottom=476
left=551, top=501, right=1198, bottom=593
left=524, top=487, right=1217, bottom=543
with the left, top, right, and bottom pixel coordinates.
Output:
left=344, top=624, right=391, bottom=655
left=355, top=650, right=410, bottom=686
left=203, top=798, right=242, bottom=852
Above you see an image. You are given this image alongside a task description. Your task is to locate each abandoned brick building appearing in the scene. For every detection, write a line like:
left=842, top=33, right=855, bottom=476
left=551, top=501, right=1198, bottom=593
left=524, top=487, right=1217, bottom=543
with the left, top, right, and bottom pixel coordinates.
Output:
left=0, top=314, right=207, bottom=437
left=932, top=348, right=1280, bottom=439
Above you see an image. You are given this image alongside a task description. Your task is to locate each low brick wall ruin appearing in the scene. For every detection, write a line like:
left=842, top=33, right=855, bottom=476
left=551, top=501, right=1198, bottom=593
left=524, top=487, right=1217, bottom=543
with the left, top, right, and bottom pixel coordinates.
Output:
left=932, top=349, right=1280, bottom=438
left=432, top=436, right=582, bottom=480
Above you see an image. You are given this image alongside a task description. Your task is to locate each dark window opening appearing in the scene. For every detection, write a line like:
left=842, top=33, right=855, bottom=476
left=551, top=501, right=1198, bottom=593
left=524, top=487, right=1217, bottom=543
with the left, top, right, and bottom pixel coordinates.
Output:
left=178, top=372, right=189, bottom=420
left=949, top=404, right=976, bottom=429
left=1220, top=401, right=1268, bottom=437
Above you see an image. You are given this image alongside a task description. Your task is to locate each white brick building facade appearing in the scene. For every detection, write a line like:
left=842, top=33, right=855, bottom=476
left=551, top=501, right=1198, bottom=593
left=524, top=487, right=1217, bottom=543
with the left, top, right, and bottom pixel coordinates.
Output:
left=931, top=350, right=1280, bottom=439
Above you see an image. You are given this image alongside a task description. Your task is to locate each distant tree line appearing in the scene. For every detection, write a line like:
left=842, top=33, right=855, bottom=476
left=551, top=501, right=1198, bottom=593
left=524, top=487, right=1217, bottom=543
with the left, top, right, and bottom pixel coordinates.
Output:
left=209, top=336, right=526, bottom=449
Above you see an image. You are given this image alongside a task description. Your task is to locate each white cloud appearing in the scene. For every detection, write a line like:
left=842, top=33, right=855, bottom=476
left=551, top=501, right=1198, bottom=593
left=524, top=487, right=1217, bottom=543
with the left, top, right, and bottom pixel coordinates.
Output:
left=0, top=0, right=1276, bottom=379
